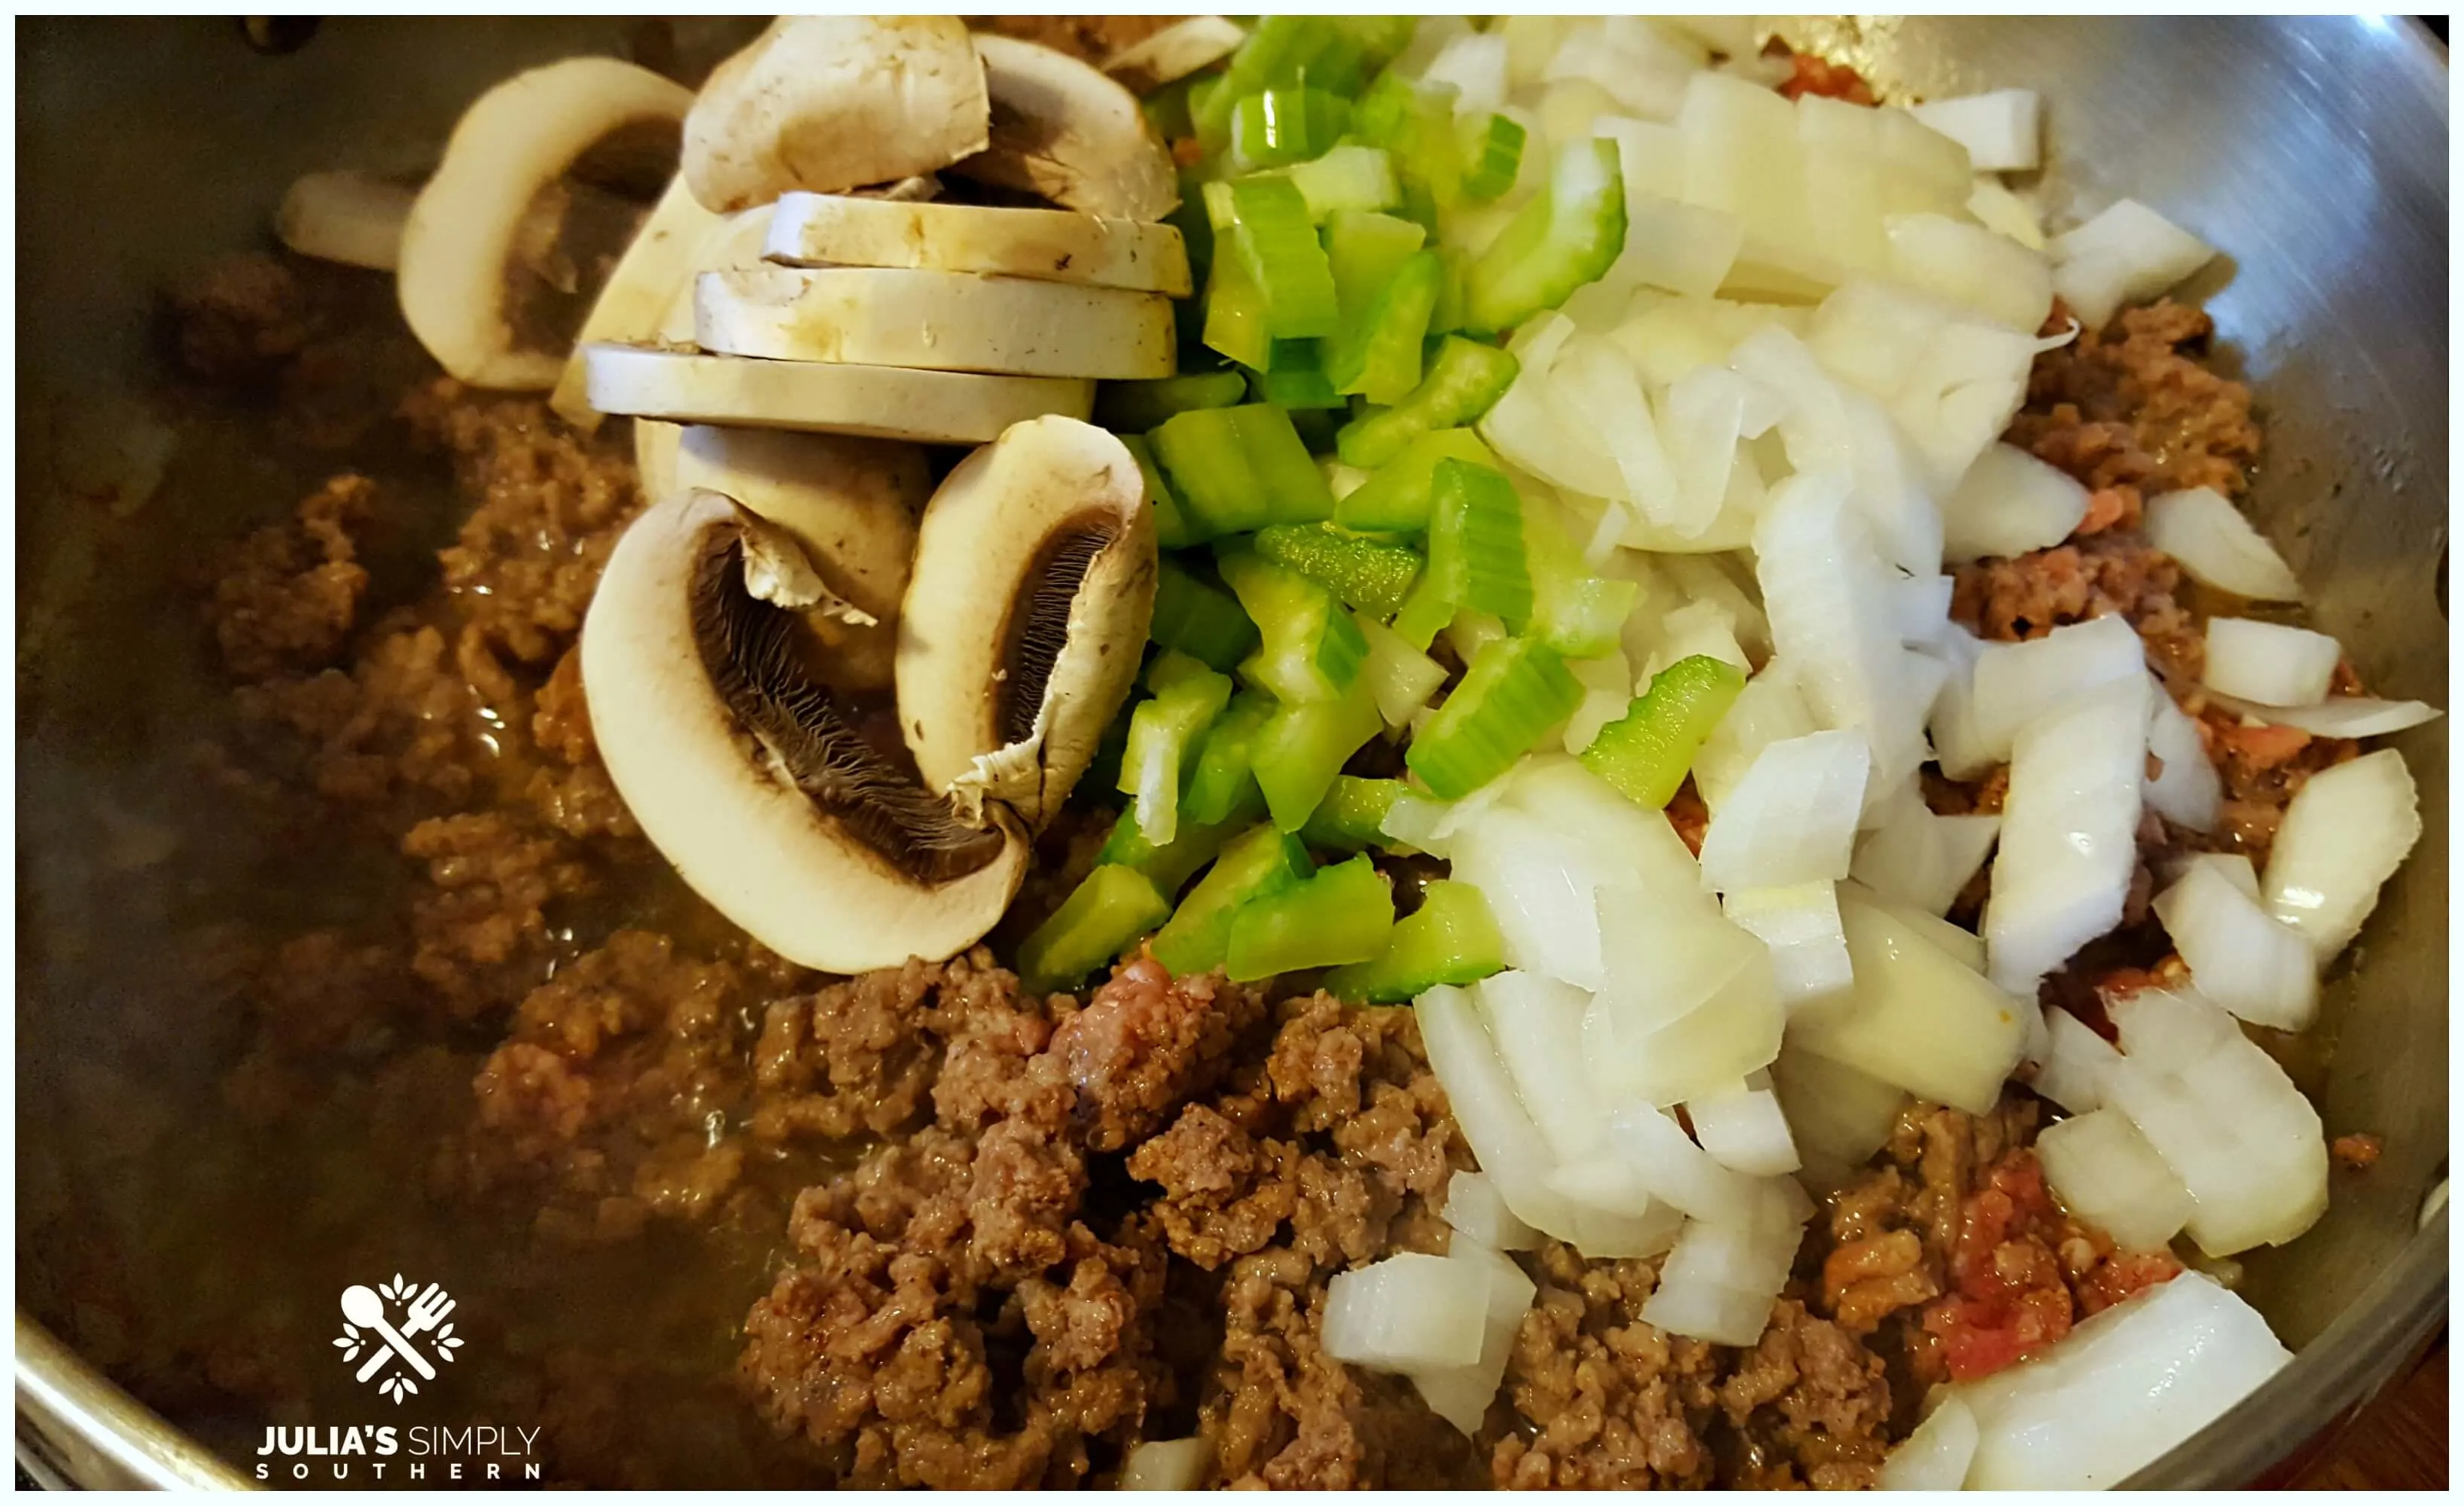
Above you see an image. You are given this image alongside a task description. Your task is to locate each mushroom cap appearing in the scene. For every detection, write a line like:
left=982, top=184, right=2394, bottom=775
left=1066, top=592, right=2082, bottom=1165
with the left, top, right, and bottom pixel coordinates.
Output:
left=954, top=34, right=1182, bottom=223
left=682, top=16, right=991, bottom=215
left=672, top=424, right=927, bottom=693
left=583, top=343, right=1093, bottom=446
left=897, top=415, right=1159, bottom=830
left=1101, top=16, right=1247, bottom=96
left=763, top=191, right=1192, bottom=296
left=692, top=264, right=1178, bottom=380
left=398, top=56, right=693, bottom=390
left=583, top=487, right=1026, bottom=974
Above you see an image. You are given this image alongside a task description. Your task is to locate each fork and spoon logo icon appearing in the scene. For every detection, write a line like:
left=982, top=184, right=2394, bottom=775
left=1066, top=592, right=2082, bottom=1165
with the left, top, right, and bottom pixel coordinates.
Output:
left=334, top=1275, right=464, bottom=1404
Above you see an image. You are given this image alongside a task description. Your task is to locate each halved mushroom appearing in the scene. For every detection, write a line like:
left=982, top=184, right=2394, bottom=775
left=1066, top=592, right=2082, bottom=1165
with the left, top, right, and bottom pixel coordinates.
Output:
left=397, top=56, right=693, bottom=390
left=670, top=425, right=926, bottom=693
left=953, top=35, right=1182, bottom=224
left=276, top=170, right=418, bottom=272
left=681, top=17, right=991, bottom=215
left=897, top=415, right=1159, bottom=831
left=1101, top=17, right=1247, bottom=96
left=582, top=488, right=1026, bottom=974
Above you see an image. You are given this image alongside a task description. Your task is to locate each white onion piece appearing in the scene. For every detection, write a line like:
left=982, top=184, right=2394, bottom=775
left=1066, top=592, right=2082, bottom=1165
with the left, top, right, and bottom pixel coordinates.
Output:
left=1440, top=1170, right=1540, bottom=1252
left=1752, top=471, right=1935, bottom=797
left=1640, top=1179, right=1813, bottom=1346
left=1802, top=279, right=2042, bottom=495
left=1731, top=325, right=1943, bottom=574
left=1908, top=89, right=2042, bottom=172
left=1447, top=805, right=1616, bottom=990
left=1415, top=986, right=1582, bottom=1242
left=1768, top=1047, right=1906, bottom=1169
left=2142, top=486, right=2302, bottom=601
left=1942, top=441, right=2091, bottom=564
left=1120, top=1438, right=1211, bottom=1491
left=1476, top=970, right=1612, bottom=1162
left=2106, top=988, right=2327, bottom=1254
left=2201, top=617, right=2341, bottom=707
left=1679, top=72, right=1816, bottom=257
left=2261, top=747, right=2423, bottom=959
left=1560, top=337, right=1682, bottom=522
left=1604, top=1102, right=1767, bottom=1224
left=1796, top=93, right=1888, bottom=278
left=1887, top=574, right=1956, bottom=650
left=1658, top=364, right=1754, bottom=535
left=1408, top=1239, right=1537, bottom=1437
left=1794, top=886, right=2030, bottom=1114
left=1872, top=104, right=1973, bottom=218
left=1956, top=1273, right=2289, bottom=1490
left=1850, top=787, right=2001, bottom=919
left=1504, top=755, right=1706, bottom=896
left=2172, top=851, right=2261, bottom=899
left=1591, top=878, right=1769, bottom=1033
left=1395, top=14, right=1476, bottom=75
left=1879, top=1394, right=1981, bottom=1491
left=1692, top=667, right=1819, bottom=812
left=1568, top=1201, right=1689, bottom=1261
left=1643, top=599, right=1750, bottom=682
left=1984, top=674, right=2151, bottom=996
left=1885, top=212, right=2054, bottom=334
left=1544, top=22, right=1696, bottom=122
left=1921, top=623, right=1998, bottom=782
left=2197, top=691, right=2443, bottom=740
left=1966, top=176, right=2046, bottom=251
left=1697, top=729, right=1872, bottom=892
left=1685, top=1081, right=1802, bottom=1176
left=1969, top=612, right=2146, bottom=760
left=1422, top=30, right=1510, bottom=118
left=2031, top=1006, right=2120, bottom=1114
left=1615, top=292, right=1805, bottom=389
left=1321, top=1253, right=1489, bottom=1372
left=1357, top=613, right=1448, bottom=729
left=1481, top=319, right=1629, bottom=503
left=2048, top=198, right=2217, bottom=331
left=2143, top=679, right=2224, bottom=832
left=1498, top=15, right=1573, bottom=89
left=1545, top=1155, right=1661, bottom=1219
left=1655, top=14, right=1755, bottom=57
left=2036, top=1107, right=2195, bottom=1252
left=1563, top=649, right=1637, bottom=755
left=1722, top=882, right=1853, bottom=1008
left=1379, top=791, right=1451, bottom=857
left=1849, top=883, right=1990, bottom=973
left=1586, top=900, right=1784, bottom=1106
left=1619, top=194, right=1746, bottom=302
left=2152, top=861, right=2319, bottom=1032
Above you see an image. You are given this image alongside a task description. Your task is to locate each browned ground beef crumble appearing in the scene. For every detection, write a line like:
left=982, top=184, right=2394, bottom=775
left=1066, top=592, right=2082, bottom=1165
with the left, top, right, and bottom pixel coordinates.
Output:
left=24, top=203, right=2329, bottom=1489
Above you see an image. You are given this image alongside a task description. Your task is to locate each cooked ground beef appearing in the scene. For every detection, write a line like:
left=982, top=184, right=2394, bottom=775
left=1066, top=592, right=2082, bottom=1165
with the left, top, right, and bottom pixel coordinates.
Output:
left=31, top=230, right=2306, bottom=1489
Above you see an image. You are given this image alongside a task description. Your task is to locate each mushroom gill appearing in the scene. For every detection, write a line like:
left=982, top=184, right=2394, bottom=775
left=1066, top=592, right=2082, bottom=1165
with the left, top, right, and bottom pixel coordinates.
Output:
left=582, top=489, right=1025, bottom=974
left=897, top=415, right=1159, bottom=831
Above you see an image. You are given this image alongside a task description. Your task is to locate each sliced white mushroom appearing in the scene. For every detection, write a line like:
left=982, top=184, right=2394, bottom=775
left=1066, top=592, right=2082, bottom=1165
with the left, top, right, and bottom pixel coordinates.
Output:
left=763, top=191, right=1192, bottom=296
left=956, top=34, right=1182, bottom=223
left=656, top=203, right=779, bottom=345
left=1101, top=16, right=1246, bottom=95
left=549, top=172, right=724, bottom=428
left=583, top=488, right=1027, bottom=973
left=583, top=343, right=1094, bottom=445
left=897, top=416, right=1159, bottom=831
left=681, top=16, right=991, bottom=214
left=694, top=264, right=1177, bottom=380
left=397, top=57, right=693, bottom=390
left=276, top=170, right=416, bottom=272
left=670, top=425, right=926, bottom=694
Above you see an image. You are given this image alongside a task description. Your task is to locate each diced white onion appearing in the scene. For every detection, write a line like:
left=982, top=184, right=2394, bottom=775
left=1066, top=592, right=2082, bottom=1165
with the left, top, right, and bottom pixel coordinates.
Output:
left=1357, top=612, right=1450, bottom=729
left=1697, top=729, right=1872, bottom=892
left=2197, top=691, right=2443, bottom=740
left=1685, top=1081, right=1802, bottom=1176
left=1639, top=1179, right=1813, bottom=1346
left=1120, top=1438, right=1211, bottom=1492
left=1802, top=279, right=2042, bottom=495
left=1557, top=334, right=1682, bottom=520
left=1692, top=666, right=1819, bottom=812
left=1643, top=599, right=1750, bottom=683
left=1563, top=649, right=1637, bottom=755
left=1878, top=1394, right=1981, bottom=1491
left=1850, top=785, right=2001, bottom=918
left=2142, top=486, right=2302, bottom=601
left=1447, top=805, right=1616, bottom=991
left=1983, top=674, right=2151, bottom=996
left=2152, top=861, right=2319, bottom=1032
left=1322, top=1252, right=1489, bottom=1372
left=1956, top=1273, right=2290, bottom=1490
left=1966, top=177, right=2045, bottom=251
left=2201, top=617, right=2341, bottom=707
left=1661, top=553, right=1774, bottom=657
left=2030, top=1005, right=2120, bottom=1114
left=1969, top=612, right=2146, bottom=760
left=1885, top=211, right=2054, bottom=333
left=2036, top=1106, right=2195, bottom=1252
left=1414, top=986, right=1582, bottom=1242
left=2261, top=747, right=2423, bottom=959
left=1421, top=30, right=1510, bottom=118
left=1395, top=14, right=1476, bottom=77
left=1852, top=883, right=1990, bottom=973
left=1768, top=1047, right=1907, bottom=1170
left=1476, top=970, right=1611, bottom=1162
left=1792, top=885, right=2030, bottom=1114
left=1408, top=1238, right=1537, bottom=1435
left=2143, top=679, right=2223, bottom=833
left=1440, top=1170, right=1540, bottom=1252
left=1588, top=889, right=1784, bottom=1106
left=1942, top=441, right=2091, bottom=564
left=1504, top=754, right=1707, bottom=894
left=1908, top=89, right=2042, bottom=172
left=1544, top=21, right=1697, bottom=122
left=1921, top=624, right=1999, bottom=782
left=2048, top=198, right=2216, bottom=331
left=1497, top=14, right=1571, bottom=89
left=1722, top=881, right=1853, bottom=1007
left=1379, top=791, right=1451, bottom=857
left=2105, top=988, right=2326, bottom=1255
left=1604, top=1101, right=1768, bottom=1224
left=2170, top=850, right=2260, bottom=898
left=1733, top=325, right=1945, bottom=573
